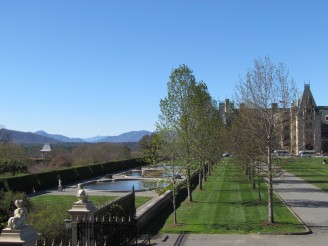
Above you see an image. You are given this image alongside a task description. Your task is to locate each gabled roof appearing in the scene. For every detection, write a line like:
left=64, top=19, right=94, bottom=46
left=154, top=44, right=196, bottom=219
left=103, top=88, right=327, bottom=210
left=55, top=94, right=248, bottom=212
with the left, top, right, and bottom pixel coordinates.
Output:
left=41, top=143, right=51, bottom=152
left=298, top=84, right=318, bottom=113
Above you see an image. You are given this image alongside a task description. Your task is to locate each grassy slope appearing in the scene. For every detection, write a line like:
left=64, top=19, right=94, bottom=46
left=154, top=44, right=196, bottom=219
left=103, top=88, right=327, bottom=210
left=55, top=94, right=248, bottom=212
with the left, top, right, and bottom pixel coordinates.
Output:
left=283, top=157, right=328, bottom=191
left=31, top=195, right=151, bottom=210
left=160, top=158, right=306, bottom=234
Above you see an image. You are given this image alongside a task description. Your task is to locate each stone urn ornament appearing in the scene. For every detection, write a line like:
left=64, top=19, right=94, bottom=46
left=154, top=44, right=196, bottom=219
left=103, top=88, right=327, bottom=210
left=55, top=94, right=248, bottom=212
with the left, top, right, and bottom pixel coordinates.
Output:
left=76, top=183, right=88, bottom=203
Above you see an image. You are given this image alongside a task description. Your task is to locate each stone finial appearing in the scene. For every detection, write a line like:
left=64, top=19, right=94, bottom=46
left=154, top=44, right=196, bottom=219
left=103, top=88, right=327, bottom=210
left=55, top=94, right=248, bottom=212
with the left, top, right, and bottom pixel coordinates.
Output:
left=7, top=200, right=28, bottom=229
left=76, top=183, right=88, bottom=203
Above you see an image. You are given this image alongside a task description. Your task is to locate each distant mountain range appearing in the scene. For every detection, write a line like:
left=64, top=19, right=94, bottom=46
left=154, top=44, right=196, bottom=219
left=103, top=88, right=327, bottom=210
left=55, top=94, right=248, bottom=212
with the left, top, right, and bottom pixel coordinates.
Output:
left=35, top=131, right=85, bottom=143
left=3, top=129, right=152, bottom=144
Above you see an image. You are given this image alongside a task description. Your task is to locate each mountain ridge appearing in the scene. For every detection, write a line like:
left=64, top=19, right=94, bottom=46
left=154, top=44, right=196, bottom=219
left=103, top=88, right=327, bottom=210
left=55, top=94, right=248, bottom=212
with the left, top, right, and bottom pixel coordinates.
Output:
left=2, top=129, right=62, bottom=144
left=4, top=129, right=153, bottom=144
left=35, top=130, right=85, bottom=143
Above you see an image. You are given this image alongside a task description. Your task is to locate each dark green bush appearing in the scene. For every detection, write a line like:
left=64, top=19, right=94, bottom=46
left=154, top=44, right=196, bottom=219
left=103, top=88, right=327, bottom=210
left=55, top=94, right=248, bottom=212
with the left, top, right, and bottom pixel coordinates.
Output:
left=0, top=160, right=28, bottom=175
left=28, top=203, right=70, bottom=244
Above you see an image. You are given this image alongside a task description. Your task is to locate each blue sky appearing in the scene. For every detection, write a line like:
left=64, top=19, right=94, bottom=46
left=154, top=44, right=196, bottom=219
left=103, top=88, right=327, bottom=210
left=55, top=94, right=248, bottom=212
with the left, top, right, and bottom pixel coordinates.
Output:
left=1, top=1, right=327, bottom=138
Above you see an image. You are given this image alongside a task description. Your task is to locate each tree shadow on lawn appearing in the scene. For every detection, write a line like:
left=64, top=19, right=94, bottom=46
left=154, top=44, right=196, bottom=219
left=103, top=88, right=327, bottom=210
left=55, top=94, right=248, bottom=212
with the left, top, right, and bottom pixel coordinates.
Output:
left=275, top=187, right=326, bottom=193
left=286, top=199, right=328, bottom=208
left=273, top=179, right=328, bottom=185
left=207, top=188, right=258, bottom=192
left=292, top=174, right=328, bottom=178
left=159, top=221, right=304, bottom=233
left=192, top=199, right=267, bottom=207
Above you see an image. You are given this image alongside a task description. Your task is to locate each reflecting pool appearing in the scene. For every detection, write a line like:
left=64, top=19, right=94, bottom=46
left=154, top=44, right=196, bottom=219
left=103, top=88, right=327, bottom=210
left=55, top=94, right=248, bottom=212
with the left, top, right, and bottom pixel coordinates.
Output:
left=84, top=179, right=168, bottom=191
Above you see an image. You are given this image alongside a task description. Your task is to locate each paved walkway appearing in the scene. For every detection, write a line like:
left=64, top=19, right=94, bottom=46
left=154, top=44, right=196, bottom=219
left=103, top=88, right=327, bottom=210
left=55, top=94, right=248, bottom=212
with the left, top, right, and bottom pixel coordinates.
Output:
left=274, top=172, right=328, bottom=233
left=150, top=170, right=328, bottom=246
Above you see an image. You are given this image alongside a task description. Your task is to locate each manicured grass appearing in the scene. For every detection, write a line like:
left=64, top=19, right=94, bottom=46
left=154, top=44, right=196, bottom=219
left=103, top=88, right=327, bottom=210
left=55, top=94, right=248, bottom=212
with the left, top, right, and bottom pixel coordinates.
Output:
left=283, top=157, right=328, bottom=191
left=31, top=195, right=151, bottom=210
left=160, top=159, right=306, bottom=234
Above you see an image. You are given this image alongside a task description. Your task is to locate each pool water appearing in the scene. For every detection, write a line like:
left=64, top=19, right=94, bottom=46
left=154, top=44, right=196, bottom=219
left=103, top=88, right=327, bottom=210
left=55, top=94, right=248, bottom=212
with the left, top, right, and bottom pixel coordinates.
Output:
left=84, top=179, right=167, bottom=191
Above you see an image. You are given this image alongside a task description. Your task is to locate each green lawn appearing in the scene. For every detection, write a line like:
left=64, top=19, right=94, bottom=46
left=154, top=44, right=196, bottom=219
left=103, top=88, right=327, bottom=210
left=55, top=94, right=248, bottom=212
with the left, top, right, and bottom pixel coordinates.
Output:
left=31, top=195, right=151, bottom=210
left=283, top=157, right=328, bottom=191
left=159, top=159, right=306, bottom=234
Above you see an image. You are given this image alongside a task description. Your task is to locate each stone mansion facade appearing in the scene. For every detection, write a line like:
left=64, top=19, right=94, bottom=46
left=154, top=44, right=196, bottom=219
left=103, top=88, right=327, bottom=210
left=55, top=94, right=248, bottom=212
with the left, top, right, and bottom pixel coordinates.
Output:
left=219, top=84, right=328, bottom=155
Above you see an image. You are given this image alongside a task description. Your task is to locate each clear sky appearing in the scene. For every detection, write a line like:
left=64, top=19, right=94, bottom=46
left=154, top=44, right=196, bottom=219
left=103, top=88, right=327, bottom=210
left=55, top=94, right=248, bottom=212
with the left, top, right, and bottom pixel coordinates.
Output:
left=1, top=0, right=327, bottom=138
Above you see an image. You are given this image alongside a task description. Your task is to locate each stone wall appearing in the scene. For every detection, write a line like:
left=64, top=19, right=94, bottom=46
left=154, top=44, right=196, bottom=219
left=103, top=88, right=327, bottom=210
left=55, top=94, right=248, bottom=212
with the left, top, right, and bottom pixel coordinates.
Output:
left=135, top=190, right=172, bottom=231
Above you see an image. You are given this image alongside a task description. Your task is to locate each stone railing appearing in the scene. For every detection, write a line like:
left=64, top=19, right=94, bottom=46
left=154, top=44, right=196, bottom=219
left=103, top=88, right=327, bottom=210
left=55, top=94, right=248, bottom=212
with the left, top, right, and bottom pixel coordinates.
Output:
left=135, top=190, right=172, bottom=230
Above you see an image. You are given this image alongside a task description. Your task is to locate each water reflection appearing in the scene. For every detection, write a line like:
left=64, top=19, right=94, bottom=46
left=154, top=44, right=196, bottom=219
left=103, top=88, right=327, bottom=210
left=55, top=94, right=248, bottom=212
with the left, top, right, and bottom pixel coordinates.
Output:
left=84, top=179, right=168, bottom=191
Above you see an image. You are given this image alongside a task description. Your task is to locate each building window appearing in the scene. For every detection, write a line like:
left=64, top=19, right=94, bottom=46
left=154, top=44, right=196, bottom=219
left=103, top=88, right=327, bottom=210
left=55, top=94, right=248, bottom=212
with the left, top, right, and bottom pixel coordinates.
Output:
left=326, top=115, right=328, bottom=121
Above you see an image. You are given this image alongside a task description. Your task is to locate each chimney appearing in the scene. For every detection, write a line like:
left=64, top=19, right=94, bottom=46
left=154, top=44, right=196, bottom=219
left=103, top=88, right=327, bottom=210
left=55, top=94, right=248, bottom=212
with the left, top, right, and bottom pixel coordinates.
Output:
left=225, top=99, right=230, bottom=113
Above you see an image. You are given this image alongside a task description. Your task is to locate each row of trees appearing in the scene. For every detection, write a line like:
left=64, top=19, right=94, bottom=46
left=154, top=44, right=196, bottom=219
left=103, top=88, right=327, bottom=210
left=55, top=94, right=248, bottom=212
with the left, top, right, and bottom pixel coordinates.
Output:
left=230, top=57, right=298, bottom=223
left=141, top=64, right=225, bottom=224
left=143, top=58, right=298, bottom=225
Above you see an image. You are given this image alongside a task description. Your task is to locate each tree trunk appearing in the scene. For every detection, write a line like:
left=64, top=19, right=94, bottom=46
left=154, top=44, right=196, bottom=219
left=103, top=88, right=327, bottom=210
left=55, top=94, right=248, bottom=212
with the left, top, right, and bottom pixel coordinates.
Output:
left=252, top=165, right=256, bottom=189
left=187, top=168, right=193, bottom=201
left=267, top=146, right=274, bottom=223
left=207, top=162, right=211, bottom=176
left=172, top=187, right=177, bottom=224
left=258, top=176, right=261, bottom=202
left=199, top=170, right=203, bottom=190
left=203, top=166, right=207, bottom=181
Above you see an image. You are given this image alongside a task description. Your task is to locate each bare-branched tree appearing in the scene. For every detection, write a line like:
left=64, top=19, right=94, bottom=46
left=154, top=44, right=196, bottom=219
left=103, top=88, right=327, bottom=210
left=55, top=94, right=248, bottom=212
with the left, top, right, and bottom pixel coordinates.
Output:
left=233, top=56, right=298, bottom=223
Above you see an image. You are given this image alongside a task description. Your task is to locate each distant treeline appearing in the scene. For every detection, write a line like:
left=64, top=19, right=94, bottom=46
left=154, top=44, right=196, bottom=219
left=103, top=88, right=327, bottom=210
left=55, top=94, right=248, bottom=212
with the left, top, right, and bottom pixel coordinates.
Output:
left=0, top=141, right=144, bottom=175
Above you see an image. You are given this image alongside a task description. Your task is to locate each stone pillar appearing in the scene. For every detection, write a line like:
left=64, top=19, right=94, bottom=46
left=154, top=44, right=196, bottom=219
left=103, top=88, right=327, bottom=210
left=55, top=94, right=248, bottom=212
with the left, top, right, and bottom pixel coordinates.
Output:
left=296, top=113, right=304, bottom=154
left=314, top=112, right=322, bottom=153
left=0, top=225, right=40, bottom=246
left=68, top=201, right=97, bottom=246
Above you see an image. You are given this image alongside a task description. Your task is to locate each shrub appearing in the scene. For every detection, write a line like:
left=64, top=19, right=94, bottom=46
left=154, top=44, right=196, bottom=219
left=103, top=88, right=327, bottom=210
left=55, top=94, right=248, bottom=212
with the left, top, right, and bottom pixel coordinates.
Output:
left=0, top=160, right=28, bottom=175
left=28, top=203, right=70, bottom=243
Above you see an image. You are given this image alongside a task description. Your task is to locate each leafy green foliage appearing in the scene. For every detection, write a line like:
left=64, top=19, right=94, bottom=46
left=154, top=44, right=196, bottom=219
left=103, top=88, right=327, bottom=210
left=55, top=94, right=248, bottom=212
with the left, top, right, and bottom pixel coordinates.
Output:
left=139, top=134, right=163, bottom=165
left=0, top=160, right=28, bottom=175
left=29, top=203, right=71, bottom=243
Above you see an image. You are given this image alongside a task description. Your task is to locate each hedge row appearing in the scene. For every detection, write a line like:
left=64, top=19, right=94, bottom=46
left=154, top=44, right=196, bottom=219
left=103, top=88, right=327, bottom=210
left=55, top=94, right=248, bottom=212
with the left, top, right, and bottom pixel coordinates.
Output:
left=0, top=158, right=147, bottom=194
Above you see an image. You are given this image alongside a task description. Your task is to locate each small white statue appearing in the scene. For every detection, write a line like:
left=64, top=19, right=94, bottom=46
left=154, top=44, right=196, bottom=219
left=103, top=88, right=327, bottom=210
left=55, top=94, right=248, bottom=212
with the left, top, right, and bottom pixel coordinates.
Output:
left=58, top=179, right=63, bottom=191
left=76, top=183, right=88, bottom=203
left=7, top=200, right=28, bottom=229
